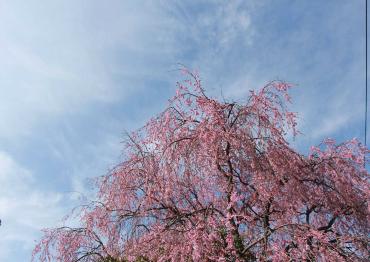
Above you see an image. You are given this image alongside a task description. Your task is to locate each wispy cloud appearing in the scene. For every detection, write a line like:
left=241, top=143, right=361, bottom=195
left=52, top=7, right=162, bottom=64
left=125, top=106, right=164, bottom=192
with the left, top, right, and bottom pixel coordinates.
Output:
left=0, top=1, right=181, bottom=141
left=0, top=151, right=72, bottom=260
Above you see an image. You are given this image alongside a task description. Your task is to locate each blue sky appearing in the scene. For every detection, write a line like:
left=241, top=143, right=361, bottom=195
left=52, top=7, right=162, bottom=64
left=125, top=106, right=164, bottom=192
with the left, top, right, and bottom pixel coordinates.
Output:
left=0, top=1, right=366, bottom=260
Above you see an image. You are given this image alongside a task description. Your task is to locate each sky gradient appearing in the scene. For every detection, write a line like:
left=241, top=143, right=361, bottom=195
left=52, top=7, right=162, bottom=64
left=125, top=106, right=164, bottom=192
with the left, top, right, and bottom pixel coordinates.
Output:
left=0, top=1, right=367, bottom=260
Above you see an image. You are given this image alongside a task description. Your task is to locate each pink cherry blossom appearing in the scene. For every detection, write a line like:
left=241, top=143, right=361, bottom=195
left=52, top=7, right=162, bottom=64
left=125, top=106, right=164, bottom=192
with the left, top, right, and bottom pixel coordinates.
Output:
left=33, top=71, right=369, bottom=261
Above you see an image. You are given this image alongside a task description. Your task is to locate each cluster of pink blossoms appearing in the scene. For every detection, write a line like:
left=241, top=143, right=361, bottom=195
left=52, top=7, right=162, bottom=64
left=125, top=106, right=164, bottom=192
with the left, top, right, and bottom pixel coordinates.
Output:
left=33, top=71, right=369, bottom=261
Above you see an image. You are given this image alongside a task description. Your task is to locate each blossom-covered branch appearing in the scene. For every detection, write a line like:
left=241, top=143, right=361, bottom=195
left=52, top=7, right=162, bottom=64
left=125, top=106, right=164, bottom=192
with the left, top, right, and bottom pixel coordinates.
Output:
left=33, top=71, right=369, bottom=261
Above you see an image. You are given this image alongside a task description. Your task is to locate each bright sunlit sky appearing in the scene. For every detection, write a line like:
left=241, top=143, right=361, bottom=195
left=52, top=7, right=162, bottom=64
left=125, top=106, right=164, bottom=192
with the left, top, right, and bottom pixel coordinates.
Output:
left=0, top=1, right=366, bottom=260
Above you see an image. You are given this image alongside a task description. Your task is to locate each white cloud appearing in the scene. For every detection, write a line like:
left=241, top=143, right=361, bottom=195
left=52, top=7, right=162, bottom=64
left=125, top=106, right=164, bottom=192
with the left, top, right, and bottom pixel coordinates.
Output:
left=0, top=0, right=180, bottom=141
left=0, top=151, right=73, bottom=260
left=161, top=1, right=257, bottom=76
left=0, top=0, right=259, bottom=141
